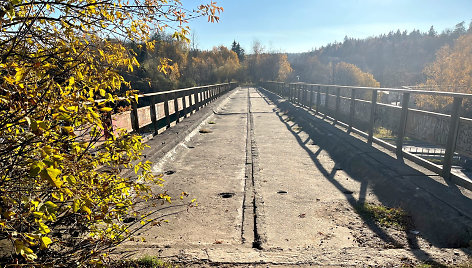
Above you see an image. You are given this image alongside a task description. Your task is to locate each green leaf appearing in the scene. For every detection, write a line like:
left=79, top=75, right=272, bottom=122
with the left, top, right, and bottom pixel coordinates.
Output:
left=29, top=162, right=43, bottom=177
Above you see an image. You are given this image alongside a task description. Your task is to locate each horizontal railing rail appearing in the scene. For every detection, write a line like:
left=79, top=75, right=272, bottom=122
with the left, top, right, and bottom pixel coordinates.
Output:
left=104, top=82, right=238, bottom=136
left=262, top=81, right=472, bottom=189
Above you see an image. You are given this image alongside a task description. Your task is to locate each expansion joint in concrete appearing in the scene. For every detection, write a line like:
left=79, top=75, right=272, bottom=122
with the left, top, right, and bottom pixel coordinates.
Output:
left=241, top=87, right=262, bottom=250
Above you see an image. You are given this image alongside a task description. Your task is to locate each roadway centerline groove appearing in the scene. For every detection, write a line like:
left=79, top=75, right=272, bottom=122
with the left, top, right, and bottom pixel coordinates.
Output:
left=241, top=87, right=263, bottom=249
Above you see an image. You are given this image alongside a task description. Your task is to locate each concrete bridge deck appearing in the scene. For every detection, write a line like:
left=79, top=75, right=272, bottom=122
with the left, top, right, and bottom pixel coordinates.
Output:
left=114, top=87, right=472, bottom=267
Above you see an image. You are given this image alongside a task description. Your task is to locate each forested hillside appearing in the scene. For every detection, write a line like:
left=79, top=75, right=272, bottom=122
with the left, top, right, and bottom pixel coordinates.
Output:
left=123, top=21, right=472, bottom=95
left=289, top=21, right=472, bottom=87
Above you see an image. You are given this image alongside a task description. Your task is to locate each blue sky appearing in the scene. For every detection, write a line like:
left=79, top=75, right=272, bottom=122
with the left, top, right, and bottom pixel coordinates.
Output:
left=181, top=0, right=472, bottom=53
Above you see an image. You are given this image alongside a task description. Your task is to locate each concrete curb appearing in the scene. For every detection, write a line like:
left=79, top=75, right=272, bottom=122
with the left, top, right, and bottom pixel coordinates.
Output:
left=121, top=88, right=239, bottom=178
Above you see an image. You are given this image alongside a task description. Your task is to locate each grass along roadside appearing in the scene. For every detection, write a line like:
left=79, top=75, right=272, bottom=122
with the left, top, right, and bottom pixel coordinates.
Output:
left=355, top=202, right=412, bottom=231
left=109, top=256, right=178, bottom=268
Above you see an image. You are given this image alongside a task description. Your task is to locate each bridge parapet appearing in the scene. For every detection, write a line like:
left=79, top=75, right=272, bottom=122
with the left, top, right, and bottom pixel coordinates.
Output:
left=263, top=81, right=472, bottom=189
left=105, top=82, right=237, bottom=136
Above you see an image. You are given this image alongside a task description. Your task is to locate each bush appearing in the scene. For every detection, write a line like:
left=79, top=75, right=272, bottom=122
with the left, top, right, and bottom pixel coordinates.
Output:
left=0, top=0, right=221, bottom=265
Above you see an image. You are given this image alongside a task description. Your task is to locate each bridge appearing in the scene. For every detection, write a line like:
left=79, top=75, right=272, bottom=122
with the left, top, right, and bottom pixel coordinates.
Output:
left=111, top=83, right=472, bottom=266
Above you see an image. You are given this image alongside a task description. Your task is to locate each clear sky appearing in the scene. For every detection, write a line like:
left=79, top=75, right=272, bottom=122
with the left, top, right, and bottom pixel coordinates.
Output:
left=181, top=0, right=472, bottom=53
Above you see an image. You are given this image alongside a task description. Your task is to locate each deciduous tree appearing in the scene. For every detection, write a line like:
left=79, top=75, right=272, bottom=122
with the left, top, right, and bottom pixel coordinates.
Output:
left=418, top=34, right=472, bottom=115
left=0, top=0, right=221, bottom=265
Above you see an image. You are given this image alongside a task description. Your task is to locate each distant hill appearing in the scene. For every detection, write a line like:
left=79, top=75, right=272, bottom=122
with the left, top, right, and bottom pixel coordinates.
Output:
left=287, top=21, right=472, bottom=87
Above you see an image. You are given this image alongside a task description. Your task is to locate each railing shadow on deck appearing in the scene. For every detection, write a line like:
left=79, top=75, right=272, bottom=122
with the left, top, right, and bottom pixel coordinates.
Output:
left=257, top=87, right=472, bottom=263
left=262, top=81, right=472, bottom=190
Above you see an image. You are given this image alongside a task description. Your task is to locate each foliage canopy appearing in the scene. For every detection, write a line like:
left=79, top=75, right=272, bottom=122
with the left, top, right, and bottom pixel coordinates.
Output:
left=0, top=0, right=221, bottom=265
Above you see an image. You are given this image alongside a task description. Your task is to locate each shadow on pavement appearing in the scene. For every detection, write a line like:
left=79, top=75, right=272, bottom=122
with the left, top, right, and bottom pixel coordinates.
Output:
left=257, top=87, right=472, bottom=264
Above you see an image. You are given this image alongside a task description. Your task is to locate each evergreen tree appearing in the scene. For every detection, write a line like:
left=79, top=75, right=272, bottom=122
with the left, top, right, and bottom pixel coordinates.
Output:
left=231, top=40, right=245, bottom=62
left=428, top=26, right=437, bottom=37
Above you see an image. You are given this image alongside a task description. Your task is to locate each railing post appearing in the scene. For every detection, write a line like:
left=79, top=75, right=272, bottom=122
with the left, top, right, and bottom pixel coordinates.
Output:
left=309, top=85, right=314, bottom=111
left=103, top=111, right=113, bottom=139
left=395, top=92, right=410, bottom=159
left=443, top=97, right=463, bottom=179
left=348, top=88, right=356, bottom=132
left=289, top=84, right=292, bottom=100
left=130, top=99, right=139, bottom=133
left=300, top=84, right=304, bottom=105
left=173, top=91, right=180, bottom=123
left=303, top=85, right=310, bottom=106
left=367, top=90, right=378, bottom=145
left=296, top=84, right=302, bottom=105
left=290, top=84, right=294, bottom=102
left=193, top=88, right=199, bottom=112
left=289, top=84, right=293, bottom=101
left=334, top=87, right=341, bottom=124
left=293, top=84, right=296, bottom=102
left=150, top=96, right=158, bottom=135
left=323, top=87, right=329, bottom=119
left=316, top=85, right=321, bottom=115
left=182, top=92, right=188, bottom=118
left=201, top=88, right=205, bottom=106
left=163, top=93, right=171, bottom=129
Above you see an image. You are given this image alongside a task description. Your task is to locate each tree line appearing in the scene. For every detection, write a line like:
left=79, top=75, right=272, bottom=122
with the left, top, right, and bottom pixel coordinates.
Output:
left=288, top=21, right=472, bottom=88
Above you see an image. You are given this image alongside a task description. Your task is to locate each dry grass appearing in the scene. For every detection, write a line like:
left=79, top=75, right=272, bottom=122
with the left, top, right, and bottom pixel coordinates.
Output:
left=199, top=128, right=212, bottom=133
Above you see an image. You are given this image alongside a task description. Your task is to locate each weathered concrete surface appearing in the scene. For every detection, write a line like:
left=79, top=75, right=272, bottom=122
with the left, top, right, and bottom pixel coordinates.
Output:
left=113, top=87, right=472, bottom=267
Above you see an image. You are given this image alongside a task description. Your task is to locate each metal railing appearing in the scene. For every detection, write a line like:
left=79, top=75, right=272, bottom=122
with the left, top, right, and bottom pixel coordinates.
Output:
left=263, top=81, right=472, bottom=188
left=105, top=82, right=238, bottom=135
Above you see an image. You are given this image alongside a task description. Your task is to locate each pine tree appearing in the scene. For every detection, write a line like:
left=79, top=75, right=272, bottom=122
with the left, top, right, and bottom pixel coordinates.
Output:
left=231, top=40, right=245, bottom=61
left=428, top=26, right=437, bottom=37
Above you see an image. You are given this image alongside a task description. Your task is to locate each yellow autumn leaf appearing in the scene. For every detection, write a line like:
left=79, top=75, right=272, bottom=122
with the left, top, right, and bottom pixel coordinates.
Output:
left=100, top=107, right=113, bottom=112
left=40, top=236, right=52, bottom=249
left=73, top=199, right=80, bottom=212
left=82, top=205, right=92, bottom=215
left=38, top=222, right=51, bottom=234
